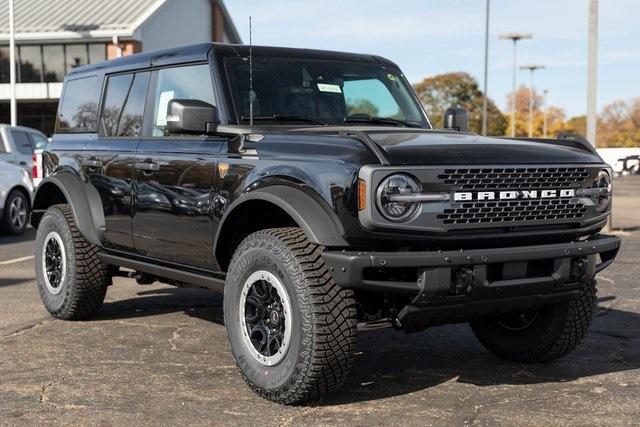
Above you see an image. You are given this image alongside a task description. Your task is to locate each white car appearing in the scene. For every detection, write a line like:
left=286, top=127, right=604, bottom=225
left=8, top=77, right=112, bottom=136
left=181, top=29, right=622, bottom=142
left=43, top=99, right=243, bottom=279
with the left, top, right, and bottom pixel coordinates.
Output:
left=0, top=159, right=33, bottom=235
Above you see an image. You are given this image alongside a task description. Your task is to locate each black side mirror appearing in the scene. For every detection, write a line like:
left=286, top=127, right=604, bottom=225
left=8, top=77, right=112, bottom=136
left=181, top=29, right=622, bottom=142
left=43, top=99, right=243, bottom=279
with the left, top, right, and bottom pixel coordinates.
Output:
left=167, top=99, right=219, bottom=135
left=443, top=105, right=469, bottom=132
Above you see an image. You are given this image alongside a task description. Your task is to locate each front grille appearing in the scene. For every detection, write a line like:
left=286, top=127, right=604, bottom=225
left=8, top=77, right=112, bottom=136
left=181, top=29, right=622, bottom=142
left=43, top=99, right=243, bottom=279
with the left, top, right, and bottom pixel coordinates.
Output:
left=437, top=199, right=587, bottom=225
left=438, top=167, right=591, bottom=191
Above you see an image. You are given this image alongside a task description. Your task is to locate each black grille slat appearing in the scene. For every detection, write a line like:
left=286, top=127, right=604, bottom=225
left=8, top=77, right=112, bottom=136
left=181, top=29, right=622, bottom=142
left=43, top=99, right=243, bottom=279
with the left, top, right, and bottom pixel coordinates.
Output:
left=437, top=198, right=587, bottom=225
left=438, top=167, right=590, bottom=191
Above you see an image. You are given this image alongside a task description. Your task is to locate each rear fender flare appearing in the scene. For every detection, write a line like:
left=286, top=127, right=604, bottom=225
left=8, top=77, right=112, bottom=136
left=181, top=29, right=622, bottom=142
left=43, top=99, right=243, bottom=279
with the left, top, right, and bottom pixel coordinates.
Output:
left=31, top=171, right=104, bottom=246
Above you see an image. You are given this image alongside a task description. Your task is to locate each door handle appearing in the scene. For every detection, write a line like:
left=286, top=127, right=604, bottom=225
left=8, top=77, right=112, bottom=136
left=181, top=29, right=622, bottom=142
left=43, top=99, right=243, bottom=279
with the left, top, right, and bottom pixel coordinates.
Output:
left=135, top=161, right=160, bottom=172
left=19, top=161, right=27, bottom=166
left=82, top=159, right=103, bottom=168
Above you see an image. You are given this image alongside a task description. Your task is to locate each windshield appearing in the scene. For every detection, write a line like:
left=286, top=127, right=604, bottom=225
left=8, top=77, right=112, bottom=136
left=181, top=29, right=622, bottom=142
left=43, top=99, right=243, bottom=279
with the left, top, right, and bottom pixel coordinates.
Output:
left=225, top=56, right=429, bottom=127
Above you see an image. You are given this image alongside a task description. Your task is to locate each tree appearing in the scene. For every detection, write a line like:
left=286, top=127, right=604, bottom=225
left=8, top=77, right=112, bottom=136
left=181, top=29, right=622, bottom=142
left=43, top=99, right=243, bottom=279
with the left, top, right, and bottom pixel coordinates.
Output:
left=597, top=98, right=640, bottom=147
left=504, top=85, right=545, bottom=137
left=413, top=72, right=507, bottom=135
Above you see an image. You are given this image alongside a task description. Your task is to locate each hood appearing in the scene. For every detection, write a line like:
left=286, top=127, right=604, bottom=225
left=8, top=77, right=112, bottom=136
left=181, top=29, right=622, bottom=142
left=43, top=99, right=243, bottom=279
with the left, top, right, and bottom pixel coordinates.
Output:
left=366, top=131, right=602, bottom=165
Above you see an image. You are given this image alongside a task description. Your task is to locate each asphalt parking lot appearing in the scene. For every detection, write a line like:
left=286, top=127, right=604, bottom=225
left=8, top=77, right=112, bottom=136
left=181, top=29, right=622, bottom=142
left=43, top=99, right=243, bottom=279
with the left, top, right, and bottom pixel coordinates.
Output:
left=1, top=177, right=639, bottom=425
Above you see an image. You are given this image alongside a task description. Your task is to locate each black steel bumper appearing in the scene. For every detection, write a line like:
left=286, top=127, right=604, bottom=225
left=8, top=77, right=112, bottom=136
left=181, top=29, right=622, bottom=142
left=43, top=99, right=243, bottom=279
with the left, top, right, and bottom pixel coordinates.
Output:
left=323, top=234, right=620, bottom=328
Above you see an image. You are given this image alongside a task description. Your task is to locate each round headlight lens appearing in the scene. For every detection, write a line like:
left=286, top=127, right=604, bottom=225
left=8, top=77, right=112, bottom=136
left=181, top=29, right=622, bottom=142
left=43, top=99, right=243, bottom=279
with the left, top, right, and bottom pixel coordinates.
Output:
left=593, top=170, right=612, bottom=213
left=376, top=174, right=421, bottom=221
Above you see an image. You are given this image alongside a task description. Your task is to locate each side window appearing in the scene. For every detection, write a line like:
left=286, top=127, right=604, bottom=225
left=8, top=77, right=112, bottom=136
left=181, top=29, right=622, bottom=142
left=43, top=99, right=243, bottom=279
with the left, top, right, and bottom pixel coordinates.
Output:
left=28, top=133, right=48, bottom=150
left=100, top=74, right=133, bottom=137
left=56, top=76, right=99, bottom=133
left=11, top=131, right=33, bottom=155
left=117, top=73, right=149, bottom=137
left=99, top=72, right=149, bottom=137
left=151, top=64, right=216, bottom=137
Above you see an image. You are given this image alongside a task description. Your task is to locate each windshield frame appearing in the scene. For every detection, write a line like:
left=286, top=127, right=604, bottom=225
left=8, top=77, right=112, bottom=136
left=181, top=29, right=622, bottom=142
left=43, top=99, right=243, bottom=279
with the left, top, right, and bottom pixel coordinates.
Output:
left=221, top=54, right=433, bottom=129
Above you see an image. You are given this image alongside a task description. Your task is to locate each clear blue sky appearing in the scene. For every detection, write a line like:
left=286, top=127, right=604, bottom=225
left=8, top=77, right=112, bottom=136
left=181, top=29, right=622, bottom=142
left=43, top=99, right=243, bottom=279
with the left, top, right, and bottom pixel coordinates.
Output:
left=224, top=0, right=639, bottom=118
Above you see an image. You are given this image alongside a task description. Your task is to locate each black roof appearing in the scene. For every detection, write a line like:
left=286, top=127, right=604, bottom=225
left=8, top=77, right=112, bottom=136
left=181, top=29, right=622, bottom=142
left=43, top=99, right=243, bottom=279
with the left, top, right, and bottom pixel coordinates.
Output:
left=67, top=42, right=399, bottom=77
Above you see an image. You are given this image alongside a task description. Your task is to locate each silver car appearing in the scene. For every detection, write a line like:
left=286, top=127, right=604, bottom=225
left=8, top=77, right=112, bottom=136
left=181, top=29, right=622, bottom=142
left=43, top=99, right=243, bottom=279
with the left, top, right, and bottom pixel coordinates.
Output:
left=0, top=159, right=33, bottom=235
left=0, top=124, right=49, bottom=180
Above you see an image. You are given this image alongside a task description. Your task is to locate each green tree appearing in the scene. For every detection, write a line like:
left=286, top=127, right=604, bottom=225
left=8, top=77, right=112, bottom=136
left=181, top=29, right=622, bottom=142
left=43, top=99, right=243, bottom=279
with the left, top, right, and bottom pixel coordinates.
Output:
left=346, top=99, right=379, bottom=117
left=413, top=72, right=507, bottom=135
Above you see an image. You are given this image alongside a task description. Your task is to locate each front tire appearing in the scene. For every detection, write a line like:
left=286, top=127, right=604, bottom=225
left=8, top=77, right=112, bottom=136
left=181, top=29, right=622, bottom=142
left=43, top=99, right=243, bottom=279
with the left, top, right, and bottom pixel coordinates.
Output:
left=35, top=204, right=111, bottom=320
left=471, top=279, right=597, bottom=363
left=224, top=228, right=357, bottom=404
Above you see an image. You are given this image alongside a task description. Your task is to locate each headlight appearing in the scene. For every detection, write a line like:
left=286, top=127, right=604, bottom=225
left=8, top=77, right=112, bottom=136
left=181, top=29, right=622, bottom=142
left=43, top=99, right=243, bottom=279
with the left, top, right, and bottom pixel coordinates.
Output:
left=376, top=174, right=421, bottom=221
left=593, top=170, right=612, bottom=213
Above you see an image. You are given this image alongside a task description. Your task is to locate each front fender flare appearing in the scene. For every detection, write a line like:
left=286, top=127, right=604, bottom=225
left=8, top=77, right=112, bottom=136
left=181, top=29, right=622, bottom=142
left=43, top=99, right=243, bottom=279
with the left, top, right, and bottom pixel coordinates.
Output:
left=214, top=185, right=348, bottom=258
left=31, top=172, right=104, bottom=246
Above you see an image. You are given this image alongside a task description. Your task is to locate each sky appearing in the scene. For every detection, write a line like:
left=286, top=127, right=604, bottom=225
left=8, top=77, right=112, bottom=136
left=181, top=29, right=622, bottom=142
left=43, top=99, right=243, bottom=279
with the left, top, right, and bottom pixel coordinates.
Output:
left=224, top=0, right=640, bottom=118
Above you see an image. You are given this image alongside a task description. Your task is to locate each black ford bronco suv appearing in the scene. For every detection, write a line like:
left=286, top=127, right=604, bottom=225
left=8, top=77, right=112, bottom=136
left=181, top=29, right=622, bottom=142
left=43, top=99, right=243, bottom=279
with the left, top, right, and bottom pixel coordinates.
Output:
left=32, top=43, right=620, bottom=404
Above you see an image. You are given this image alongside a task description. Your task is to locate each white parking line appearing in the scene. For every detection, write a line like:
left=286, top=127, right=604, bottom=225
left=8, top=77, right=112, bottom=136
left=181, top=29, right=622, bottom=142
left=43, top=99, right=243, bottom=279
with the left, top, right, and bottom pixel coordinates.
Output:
left=0, top=255, right=35, bottom=266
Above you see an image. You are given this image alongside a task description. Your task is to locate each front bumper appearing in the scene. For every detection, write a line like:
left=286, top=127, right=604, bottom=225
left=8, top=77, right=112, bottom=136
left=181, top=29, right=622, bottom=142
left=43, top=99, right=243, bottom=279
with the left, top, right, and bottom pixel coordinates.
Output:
left=323, top=234, right=620, bottom=328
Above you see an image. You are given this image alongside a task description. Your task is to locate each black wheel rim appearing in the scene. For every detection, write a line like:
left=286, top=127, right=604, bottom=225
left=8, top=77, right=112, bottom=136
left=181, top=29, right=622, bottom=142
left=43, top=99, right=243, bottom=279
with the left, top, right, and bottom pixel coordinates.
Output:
left=43, top=232, right=66, bottom=294
left=239, top=270, right=292, bottom=366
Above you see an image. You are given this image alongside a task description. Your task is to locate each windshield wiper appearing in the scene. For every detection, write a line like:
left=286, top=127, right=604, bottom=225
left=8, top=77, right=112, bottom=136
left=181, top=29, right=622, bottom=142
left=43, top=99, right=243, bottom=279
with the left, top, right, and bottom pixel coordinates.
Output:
left=343, top=115, right=422, bottom=128
left=240, top=115, right=326, bottom=125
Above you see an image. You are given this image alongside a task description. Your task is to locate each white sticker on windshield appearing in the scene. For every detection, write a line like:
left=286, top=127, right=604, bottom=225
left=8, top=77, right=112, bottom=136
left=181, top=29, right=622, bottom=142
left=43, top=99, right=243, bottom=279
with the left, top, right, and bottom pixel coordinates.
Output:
left=156, top=90, right=175, bottom=126
left=317, top=83, right=342, bottom=93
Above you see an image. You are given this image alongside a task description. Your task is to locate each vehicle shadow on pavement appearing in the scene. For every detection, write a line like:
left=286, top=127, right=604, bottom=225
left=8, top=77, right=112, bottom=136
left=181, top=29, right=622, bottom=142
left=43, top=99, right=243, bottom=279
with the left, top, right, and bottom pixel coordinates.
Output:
left=93, top=287, right=639, bottom=405
left=0, top=228, right=36, bottom=242
left=0, top=278, right=34, bottom=288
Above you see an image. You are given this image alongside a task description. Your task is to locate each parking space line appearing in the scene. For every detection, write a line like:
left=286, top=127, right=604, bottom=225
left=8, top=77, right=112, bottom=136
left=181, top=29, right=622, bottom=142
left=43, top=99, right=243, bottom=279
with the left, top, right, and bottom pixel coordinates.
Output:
left=0, top=255, right=35, bottom=266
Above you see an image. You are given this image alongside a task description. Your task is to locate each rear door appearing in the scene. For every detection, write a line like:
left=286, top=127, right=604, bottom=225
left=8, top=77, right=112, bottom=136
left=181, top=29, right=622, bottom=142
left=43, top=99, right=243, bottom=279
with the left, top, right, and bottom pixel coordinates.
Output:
left=83, top=71, right=150, bottom=251
left=8, top=130, right=33, bottom=173
left=132, top=63, right=224, bottom=269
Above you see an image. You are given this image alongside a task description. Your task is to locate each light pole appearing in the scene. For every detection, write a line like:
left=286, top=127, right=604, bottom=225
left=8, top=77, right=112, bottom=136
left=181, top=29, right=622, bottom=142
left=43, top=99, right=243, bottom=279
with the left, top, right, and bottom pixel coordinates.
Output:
left=542, top=89, right=549, bottom=138
left=499, top=32, right=532, bottom=137
left=586, top=0, right=598, bottom=146
left=520, top=64, right=545, bottom=137
left=8, top=0, right=17, bottom=126
left=481, top=0, right=490, bottom=136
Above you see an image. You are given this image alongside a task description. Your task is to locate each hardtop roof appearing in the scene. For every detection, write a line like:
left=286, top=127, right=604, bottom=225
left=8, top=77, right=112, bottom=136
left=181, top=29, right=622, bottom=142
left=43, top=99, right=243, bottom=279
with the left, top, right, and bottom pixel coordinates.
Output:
left=66, top=42, right=400, bottom=78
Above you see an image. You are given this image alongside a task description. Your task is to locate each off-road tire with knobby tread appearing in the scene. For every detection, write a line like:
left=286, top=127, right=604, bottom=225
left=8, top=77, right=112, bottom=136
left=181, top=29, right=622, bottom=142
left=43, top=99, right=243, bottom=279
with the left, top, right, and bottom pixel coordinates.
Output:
left=35, top=204, right=111, bottom=320
left=470, top=279, right=597, bottom=363
left=224, top=227, right=357, bottom=405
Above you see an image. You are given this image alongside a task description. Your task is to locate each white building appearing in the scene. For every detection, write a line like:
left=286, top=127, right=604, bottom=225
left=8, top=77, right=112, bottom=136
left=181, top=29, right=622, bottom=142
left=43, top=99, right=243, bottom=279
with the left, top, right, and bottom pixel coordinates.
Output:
left=0, top=0, right=240, bottom=134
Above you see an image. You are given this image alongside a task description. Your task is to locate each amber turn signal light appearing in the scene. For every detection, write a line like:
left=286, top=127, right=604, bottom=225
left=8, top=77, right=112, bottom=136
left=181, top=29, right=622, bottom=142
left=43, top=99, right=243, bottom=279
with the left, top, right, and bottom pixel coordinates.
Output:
left=358, top=179, right=366, bottom=211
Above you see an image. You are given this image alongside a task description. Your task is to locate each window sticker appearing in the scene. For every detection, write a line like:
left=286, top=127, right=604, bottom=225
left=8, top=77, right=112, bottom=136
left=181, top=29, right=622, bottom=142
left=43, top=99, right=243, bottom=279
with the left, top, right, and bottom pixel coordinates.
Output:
left=387, top=73, right=396, bottom=81
left=317, top=83, right=342, bottom=93
left=156, top=90, right=175, bottom=126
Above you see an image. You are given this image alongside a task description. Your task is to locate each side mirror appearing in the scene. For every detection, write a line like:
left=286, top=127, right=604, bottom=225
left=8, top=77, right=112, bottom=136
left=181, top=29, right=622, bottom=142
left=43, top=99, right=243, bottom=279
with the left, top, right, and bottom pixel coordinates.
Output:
left=166, top=99, right=219, bottom=135
left=443, top=105, right=469, bottom=132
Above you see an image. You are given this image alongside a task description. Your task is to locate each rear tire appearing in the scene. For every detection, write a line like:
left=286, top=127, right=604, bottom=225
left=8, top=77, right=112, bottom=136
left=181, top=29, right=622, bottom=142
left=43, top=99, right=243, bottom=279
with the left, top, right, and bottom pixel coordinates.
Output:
left=1, top=189, right=29, bottom=235
left=471, top=279, right=597, bottom=363
left=224, top=228, right=357, bottom=404
left=35, top=204, right=111, bottom=320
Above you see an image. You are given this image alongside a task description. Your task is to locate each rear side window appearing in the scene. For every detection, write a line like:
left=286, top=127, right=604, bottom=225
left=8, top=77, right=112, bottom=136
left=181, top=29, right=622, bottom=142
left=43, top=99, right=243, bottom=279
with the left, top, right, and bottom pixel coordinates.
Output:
left=56, top=76, right=100, bottom=133
left=151, top=64, right=216, bottom=137
left=11, top=131, right=33, bottom=155
left=28, top=133, right=48, bottom=150
left=100, top=72, right=150, bottom=137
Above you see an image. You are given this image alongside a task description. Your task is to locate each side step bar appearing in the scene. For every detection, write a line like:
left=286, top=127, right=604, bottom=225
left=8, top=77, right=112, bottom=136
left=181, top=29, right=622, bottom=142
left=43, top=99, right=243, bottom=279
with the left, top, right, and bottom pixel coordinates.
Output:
left=99, top=253, right=225, bottom=292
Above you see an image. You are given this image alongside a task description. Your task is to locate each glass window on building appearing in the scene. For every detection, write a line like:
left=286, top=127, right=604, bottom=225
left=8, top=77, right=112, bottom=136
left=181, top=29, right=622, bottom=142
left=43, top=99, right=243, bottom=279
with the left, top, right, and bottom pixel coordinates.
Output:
left=65, top=44, right=88, bottom=73
left=0, top=46, right=12, bottom=83
left=18, top=45, right=42, bottom=83
left=88, top=44, right=107, bottom=64
left=43, top=45, right=65, bottom=82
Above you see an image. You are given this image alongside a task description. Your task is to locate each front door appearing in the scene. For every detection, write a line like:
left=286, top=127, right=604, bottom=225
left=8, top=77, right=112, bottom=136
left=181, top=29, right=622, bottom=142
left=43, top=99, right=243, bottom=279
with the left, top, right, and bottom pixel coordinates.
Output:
left=132, top=64, right=224, bottom=270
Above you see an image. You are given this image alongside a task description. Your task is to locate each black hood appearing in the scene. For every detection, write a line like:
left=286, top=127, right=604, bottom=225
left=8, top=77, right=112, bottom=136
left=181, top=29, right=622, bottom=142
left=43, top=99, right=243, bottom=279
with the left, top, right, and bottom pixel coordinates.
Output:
left=366, top=131, right=602, bottom=165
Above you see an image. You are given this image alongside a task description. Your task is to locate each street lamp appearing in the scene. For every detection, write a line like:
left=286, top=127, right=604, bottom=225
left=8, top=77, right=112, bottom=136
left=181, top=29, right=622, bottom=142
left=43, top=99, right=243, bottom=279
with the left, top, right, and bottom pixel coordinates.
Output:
left=8, top=0, right=16, bottom=126
left=519, top=64, right=545, bottom=137
left=481, top=0, right=490, bottom=136
left=499, top=32, right=532, bottom=137
left=542, top=89, right=549, bottom=138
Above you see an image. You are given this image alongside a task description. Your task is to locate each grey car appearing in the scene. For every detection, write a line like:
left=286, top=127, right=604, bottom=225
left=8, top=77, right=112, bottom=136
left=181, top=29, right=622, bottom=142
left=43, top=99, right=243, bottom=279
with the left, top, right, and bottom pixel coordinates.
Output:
left=0, top=159, right=33, bottom=235
left=0, top=125, right=49, bottom=180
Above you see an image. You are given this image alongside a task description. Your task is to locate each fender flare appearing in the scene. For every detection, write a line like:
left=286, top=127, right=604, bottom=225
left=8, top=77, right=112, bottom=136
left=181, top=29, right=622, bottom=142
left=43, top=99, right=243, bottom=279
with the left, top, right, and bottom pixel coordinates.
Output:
left=31, top=171, right=105, bottom=246
left=214, top=185, right=348, bottom=261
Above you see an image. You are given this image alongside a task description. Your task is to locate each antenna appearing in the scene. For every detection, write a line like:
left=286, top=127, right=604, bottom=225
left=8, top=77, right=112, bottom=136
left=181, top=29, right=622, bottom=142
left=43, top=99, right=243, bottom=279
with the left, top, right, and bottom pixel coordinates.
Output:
left=249, top=16, right=253, bottom=129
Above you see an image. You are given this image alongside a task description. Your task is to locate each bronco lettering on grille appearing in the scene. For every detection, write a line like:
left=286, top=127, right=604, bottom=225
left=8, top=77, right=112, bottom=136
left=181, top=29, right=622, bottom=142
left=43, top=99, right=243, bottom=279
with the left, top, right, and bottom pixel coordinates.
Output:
left=453, top=189, right=576, bottom=202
